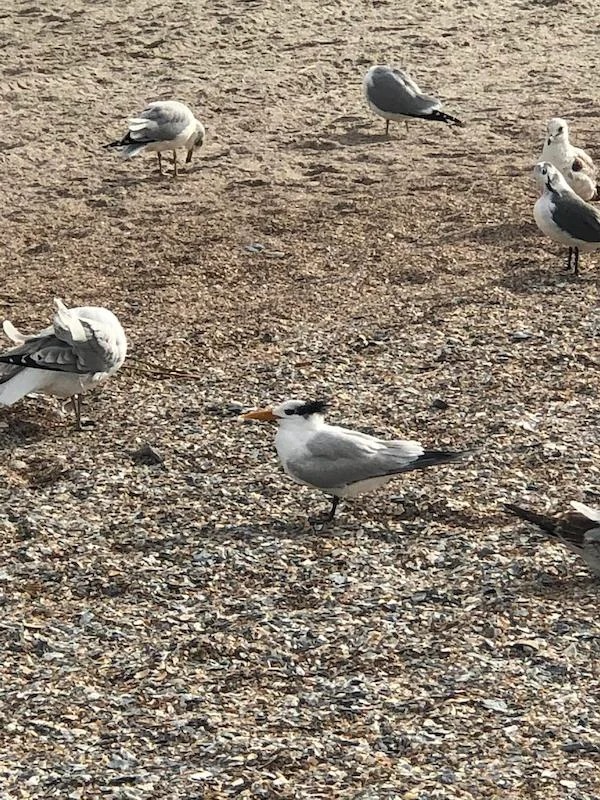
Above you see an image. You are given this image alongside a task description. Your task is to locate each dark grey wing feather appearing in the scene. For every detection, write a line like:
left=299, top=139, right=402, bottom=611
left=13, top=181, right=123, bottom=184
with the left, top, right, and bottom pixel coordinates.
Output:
left=0, top=334, right=86, bottom=374
left=552, top=193, right=600, bottom=241
left=367, top=69, right=440, bottom=116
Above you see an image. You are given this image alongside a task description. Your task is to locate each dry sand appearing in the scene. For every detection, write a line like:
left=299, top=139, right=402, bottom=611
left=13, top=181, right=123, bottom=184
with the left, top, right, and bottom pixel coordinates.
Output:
left=1, top=0, right=599, bottom=798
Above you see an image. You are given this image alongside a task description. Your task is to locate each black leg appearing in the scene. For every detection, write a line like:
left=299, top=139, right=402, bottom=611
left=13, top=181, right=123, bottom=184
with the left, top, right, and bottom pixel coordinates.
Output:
left=71, top=395, right=82, bottom=430
left=573, top=247, right=580, bottom=276
left=328, top=496, right=340, bottom=521
left=385, top=119, right=389, bottom=136
left=567, top=247, right=573, bottom=271
left=157, top=152, right=163, bottom=175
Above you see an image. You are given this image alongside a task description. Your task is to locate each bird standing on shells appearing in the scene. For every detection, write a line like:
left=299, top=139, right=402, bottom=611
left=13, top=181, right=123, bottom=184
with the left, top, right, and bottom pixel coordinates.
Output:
left=104, top=100, right=205, bottom=177
left=0, top=299, right=127, bottom=430
left=541, top=117, right=598, bottom=202
left=533, top=161, right=600, bottom=275
left=505, top=501, right=600, bottom=577
left=243, top=399, right=466, bottom=521
left=363, top=65, right=464, bottom=136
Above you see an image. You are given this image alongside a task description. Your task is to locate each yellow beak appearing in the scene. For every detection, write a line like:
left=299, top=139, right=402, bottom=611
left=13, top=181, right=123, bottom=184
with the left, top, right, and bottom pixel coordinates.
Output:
left=242, top=407, right=277, bottom=422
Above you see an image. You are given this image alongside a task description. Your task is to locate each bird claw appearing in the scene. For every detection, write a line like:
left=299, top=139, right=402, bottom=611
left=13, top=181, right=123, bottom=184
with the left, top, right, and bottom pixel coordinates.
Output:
left=76, top=418, right=96, bottom=432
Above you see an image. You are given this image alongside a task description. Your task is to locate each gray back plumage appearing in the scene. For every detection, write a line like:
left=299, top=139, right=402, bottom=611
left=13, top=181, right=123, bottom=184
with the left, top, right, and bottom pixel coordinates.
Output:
left=129, top=101, right=194, bottom=143
left=551, top=191, right=600, bottom=242
left=365, top=67, right=440, bottom=116
left=285, top=428, right=427, bottom=489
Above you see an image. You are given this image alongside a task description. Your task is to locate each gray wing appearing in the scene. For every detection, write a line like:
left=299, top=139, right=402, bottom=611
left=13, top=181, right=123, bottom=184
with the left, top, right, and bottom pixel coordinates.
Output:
left=128, top=102, right=192, bottom=143
left=0, top=333, right=87, bottom=376
left=286, top=428, right=423, bottom=489
left=366, top=68, right=440, bottom=116
left=0, top=310, right=115, bottom=376
left=552, top=193, right=600, bottom=242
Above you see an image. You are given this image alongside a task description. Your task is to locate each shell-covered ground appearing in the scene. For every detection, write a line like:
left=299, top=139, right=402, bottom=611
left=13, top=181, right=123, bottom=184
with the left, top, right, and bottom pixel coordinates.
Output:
left=1, top=0, right=599, bottom=798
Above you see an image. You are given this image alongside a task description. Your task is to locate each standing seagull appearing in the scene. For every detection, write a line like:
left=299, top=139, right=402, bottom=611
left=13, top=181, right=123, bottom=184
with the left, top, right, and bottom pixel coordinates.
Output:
left=533, top=161, right=600, bottom=275
left=541, top=117, right=598, bottom=201
left=504, top=501, right=600, bottom=577
left=242, top=399, right=466, bottom=521
left=104, top=100, right=205, bottom=177
left=363, top=65, right=464, bottom=136
left=0, top=299, right=127, bottom=429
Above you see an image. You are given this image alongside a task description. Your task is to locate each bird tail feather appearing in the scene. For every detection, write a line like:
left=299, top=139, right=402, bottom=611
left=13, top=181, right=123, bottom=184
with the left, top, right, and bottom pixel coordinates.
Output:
left=389, top=449, right=468, bottom=475
left=0, top=368, right=48, bottom=406
left=503, top=503, right=558, bottom=536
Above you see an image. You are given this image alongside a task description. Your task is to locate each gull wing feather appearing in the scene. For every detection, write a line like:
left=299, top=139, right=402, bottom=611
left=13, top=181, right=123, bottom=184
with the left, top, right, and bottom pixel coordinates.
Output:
left=367, top=68, right=441, bottom=116
left=287, top=426, right=424, bottom=489
left=128, top=101, right=193, bottom=143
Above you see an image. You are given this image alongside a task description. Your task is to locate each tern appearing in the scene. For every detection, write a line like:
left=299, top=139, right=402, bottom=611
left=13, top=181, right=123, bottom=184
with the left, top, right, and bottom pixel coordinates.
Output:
left=533, top=161, right=600, bottom=275
left=0, top=299, right=127, bottom=429
left=104, top=100, right=205, bottom=176
left=363, top=65, right=464, bottom=136
left=505, top=501, right=600, bottom=576
left=541, top=117, right=598, bottom=202
left=243, top=399, right=466, bottom=521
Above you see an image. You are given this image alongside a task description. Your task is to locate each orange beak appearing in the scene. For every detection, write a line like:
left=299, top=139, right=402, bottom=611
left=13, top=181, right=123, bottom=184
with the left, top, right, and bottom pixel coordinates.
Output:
left=242, top=407, right=277, bottom=422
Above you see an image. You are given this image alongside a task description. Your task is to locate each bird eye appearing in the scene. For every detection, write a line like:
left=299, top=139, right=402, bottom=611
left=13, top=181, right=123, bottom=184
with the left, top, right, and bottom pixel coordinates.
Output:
left=558, top=127, right=563, bottom=133
left=284, top=409, right=295, bottom=416
left=542, top=168, right=547, bottom=174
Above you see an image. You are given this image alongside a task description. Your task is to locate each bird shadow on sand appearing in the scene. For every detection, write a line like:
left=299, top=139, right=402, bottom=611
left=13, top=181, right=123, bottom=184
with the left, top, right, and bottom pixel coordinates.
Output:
left=0, top=411, right=58, bottom=448
left=498, top=259, right=581, bottom=293
left=438, top=220, right=538, bottom=247
left=289, top=124, right=386, bottom=151
left=514, top=571, right=598, bottom=598
left=97, top=173, right=169, bottom=192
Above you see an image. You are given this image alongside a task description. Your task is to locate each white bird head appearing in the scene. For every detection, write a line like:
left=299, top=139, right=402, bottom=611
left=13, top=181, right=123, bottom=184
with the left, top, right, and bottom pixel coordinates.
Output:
left=545, top=117, right=569, bottom=147
left=533, top=161, right=570, bottom=194
left=243, top=399, right=328, bottom=424
left=193, top=119, right=206, bottom=148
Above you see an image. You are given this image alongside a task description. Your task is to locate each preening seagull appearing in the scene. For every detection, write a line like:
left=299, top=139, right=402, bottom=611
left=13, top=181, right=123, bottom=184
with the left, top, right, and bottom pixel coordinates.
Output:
left=104, top=100, right=205, bottom=176
left=363, top=65, right=464, bottom=136
left=533, top=161, right=600, bottom=275
left=541, top=117, right=598, bottom=202
left=243, top=399, right=466, bottom=521
left=504, top=501, right=600, bottom=576
left=0, top=299, right=127, bottom=429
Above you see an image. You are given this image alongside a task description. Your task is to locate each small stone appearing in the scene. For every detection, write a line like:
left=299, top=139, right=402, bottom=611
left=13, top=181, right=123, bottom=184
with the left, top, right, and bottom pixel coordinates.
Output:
left=130, top=444, right=164, bottom=465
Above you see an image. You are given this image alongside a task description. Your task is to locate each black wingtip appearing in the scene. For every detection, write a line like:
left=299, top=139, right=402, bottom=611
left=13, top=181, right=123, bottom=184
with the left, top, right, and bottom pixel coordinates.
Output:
left=503, top=503, right=557, bottom=535
left=430, top=110, right=465, bottom=127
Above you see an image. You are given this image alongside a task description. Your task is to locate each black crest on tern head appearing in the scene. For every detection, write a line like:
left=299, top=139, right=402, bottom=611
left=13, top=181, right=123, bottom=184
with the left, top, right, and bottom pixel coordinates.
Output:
left=289, top=400, right=328, bottom=417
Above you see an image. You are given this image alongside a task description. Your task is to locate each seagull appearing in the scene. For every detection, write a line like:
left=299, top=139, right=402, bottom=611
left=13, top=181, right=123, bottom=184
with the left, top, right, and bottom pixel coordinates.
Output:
left=541, top=117, right=598, bottom=202
left=0, top=299, right=127, bottom=429
left=363, top=65, right=464, bottom=136
left=504, top=501, right=600, bottom=577
left=104, top=100, right=205, bottom=176
left=242, top=399, right=466, bottom=521
left=533, top=161, right=600, bottom=275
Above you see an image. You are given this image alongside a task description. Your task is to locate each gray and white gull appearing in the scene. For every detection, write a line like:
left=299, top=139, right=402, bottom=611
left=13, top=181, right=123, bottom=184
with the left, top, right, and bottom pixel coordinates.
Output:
left=533, top=161, right=600, bottom=275
left=0, top=299, right=127, bottom=429
left=363, top=65, right=464, bottom=136
left=104, top=100, right=205, bottom=176
left=243, top=399, right=466, bottom=521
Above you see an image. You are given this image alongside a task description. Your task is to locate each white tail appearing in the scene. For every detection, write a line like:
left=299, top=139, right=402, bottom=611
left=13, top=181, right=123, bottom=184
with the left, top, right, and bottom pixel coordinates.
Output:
left=0, top=368, right=50, bottom=406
